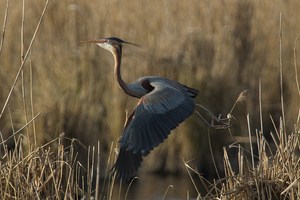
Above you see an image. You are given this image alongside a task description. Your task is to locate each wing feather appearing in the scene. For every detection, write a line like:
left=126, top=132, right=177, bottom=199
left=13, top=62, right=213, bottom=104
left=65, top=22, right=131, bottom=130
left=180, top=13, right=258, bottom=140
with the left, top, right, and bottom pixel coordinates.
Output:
left=112, top=78, right=198, bottom=181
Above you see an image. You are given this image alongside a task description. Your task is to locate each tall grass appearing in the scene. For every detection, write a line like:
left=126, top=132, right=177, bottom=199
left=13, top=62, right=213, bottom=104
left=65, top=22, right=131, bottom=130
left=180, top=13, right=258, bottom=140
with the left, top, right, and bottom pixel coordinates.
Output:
left=184, top=117, right=299, bottom=199
left=0, top=134, right=86, bottom=199
left=0, top=1, right=299, bottom=199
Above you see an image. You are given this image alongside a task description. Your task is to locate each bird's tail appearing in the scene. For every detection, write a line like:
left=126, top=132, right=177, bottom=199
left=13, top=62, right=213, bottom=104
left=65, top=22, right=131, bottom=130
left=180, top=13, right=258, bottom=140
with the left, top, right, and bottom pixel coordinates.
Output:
left=110, top=147, right=143, bottom=182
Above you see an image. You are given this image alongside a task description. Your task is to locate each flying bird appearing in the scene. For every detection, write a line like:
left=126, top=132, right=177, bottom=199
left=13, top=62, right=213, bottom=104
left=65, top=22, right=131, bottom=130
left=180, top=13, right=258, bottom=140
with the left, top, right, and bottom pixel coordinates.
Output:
left=82, top=37, right=198, bottom=182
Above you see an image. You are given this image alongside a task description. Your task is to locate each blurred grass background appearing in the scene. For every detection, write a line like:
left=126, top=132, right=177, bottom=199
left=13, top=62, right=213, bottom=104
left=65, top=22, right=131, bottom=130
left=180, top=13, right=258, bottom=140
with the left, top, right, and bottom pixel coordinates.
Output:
left=0, top=0, right=299, bottom=180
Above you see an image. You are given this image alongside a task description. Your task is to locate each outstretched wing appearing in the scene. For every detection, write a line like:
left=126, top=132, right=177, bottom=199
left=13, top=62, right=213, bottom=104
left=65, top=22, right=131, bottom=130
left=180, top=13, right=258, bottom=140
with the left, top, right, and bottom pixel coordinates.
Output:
left=111, top=79, right=198, bottom=182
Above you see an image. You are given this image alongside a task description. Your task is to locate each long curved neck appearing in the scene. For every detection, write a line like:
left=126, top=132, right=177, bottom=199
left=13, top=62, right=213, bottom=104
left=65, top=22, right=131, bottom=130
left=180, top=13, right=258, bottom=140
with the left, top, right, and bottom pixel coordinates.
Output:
left=112, top=48, right=138, bottom=98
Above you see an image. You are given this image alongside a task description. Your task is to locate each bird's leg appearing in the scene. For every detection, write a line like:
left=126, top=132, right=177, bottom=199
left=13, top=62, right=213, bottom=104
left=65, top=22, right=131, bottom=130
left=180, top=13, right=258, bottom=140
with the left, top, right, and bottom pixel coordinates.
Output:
left=195, top=104, right=231, bottom=129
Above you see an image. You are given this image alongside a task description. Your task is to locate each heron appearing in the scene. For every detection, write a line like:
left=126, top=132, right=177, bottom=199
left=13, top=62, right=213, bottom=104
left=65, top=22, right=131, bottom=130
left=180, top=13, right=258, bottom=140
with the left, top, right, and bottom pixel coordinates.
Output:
left=82, top=37, right=230, bottom=182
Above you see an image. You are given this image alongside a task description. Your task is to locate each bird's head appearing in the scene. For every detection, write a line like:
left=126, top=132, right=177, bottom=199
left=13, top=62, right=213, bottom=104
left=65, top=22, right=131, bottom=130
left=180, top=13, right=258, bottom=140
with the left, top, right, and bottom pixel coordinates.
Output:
left=81, top=37, right=139, bottom=54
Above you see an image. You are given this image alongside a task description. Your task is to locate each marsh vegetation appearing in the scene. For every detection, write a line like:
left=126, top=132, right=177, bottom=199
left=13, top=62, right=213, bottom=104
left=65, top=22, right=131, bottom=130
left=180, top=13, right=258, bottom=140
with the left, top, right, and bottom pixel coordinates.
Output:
left=0, top=0, right=299, bottom=199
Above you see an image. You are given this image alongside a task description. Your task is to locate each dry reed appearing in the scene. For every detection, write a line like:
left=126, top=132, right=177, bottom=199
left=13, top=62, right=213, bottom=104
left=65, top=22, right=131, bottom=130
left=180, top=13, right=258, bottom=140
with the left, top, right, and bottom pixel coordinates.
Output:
left=0, top=0, right=299, bottom=199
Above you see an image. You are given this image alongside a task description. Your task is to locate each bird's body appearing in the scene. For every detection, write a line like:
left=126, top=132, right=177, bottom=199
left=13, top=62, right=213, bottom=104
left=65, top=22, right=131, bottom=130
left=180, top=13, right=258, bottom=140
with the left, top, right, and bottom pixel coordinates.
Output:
left=117, top=76, right=198, bottom=181
left=82, top=37, right=198, bottom=182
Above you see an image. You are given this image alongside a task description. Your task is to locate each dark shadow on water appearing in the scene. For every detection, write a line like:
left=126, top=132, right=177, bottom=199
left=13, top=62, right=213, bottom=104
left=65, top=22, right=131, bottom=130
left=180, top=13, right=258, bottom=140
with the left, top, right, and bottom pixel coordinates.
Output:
left=110, top=174, right=203, bottom=200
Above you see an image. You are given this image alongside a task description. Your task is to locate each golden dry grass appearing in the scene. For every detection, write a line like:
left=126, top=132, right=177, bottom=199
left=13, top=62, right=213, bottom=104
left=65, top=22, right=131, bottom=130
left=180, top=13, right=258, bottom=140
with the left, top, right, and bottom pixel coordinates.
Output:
left=0, top=0, right=299, bottom=199
left=185, top=118, right=300, bottom=199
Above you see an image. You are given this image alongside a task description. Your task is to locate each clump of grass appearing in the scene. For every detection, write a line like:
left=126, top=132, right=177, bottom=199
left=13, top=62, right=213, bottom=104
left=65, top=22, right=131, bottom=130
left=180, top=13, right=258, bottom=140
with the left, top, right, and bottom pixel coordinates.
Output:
left=0, top=0, right=299, bottom=199
left=0, top=133, right=110, bottom=199
left=220, top=122, right=299, bottom=199
left=185, top=119, right=299, bottom=199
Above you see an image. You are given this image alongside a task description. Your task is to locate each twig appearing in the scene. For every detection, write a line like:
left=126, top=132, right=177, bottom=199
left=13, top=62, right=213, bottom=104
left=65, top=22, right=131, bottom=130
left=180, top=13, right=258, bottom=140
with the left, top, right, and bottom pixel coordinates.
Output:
left=247, top=114, right=255, bottom=170
left=95, top=141, right=100, bottom=200
left=183, top=158, right=201, bottom=197
left=0, top=0, right=10, bottom=56
left=208, top=130, right=221, bottom=179
left=259, top=77, right=263, bottom=133
left=29, top=54, right=37, bottom=147
left=293, top=38, right=300, bottom=125
left=125, top=177, right=139, bottom=200
left=162, top=185, right=175, bottom=200
left=21, top=0, right=30, bottom=150
left=293, top=38, right=300, bottom=96
left=279, top=13, right=286, bottom=133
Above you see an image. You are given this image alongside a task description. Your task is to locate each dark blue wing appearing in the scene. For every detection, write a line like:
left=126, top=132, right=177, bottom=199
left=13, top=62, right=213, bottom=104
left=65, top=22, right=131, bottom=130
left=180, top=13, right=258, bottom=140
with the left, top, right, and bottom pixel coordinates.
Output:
left=111, top=79, right=198, bottom=182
